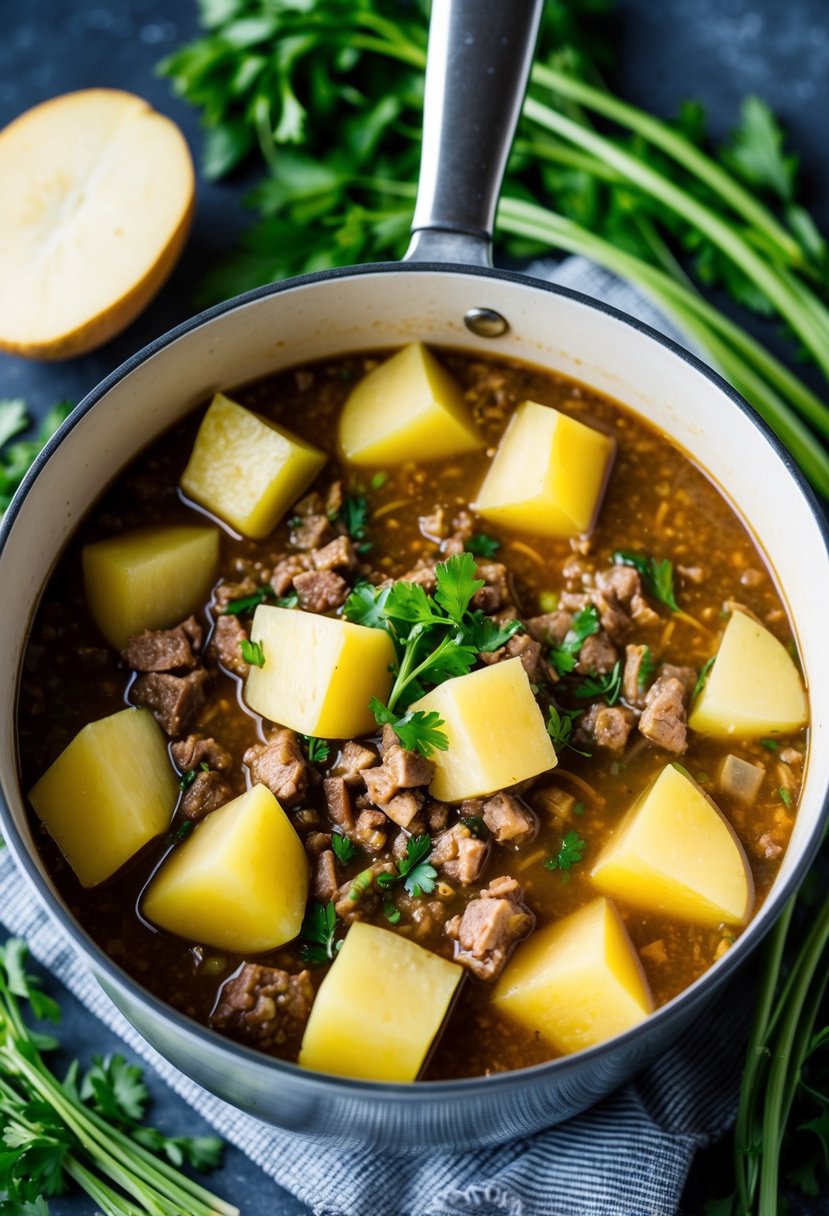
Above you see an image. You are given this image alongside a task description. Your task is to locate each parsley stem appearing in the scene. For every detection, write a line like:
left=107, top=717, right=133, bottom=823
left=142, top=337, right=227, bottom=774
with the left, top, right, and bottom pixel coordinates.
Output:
left=388, top=629, right=459, bottom=711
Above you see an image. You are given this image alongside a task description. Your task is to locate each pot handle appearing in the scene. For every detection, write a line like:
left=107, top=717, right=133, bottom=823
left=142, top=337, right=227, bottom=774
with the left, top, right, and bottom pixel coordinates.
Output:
left=405, top=0, right=544, bottom=267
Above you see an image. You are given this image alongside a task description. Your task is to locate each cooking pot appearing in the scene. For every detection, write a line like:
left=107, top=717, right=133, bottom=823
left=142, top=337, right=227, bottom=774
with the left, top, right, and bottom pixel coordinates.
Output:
left=1, top=0, right=827, bottom=1153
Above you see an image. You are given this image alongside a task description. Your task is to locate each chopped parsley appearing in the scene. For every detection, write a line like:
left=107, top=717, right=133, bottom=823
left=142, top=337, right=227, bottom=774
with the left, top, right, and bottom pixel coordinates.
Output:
left=575, top=659, right=622, bottom=705
left=369, top=700, right=449, bottom=758
left=383, top=899, right=402, bottom=925
left=638, top=645, right=656, bottom=690
left=465, top=533, right=501, bottom=558
left=693, top=656, right=716, bottom=700
left=331, top=832, right=357, bottom=865
left=334, top=494, right=370, bottom=552
left=544, top=831, right=587, bottom=872
left=573, top=801, right=586, bottom=817
left=173, top=820, right=194, bottom=841
left=376, top=834, right=437, bottom=899
left=299, top=900, right=341, bottom=964
left=240, top=638, right=265, bottom=667
left=546, top=704, right=590, bottom=757
left=760, top=738, right=780, bottom=751
left=612, top=550, right=680, bottom=612
left=302, top=735, right=331, bottom=763
left=222, top=586, right=274, bottom=615
left=369, top=471, right=388, bottom=490
left=460, top=816, right=490, bottom=839
left=778, top=787, right=793, bottom=809
left=547, top=605, right=600, bottom=675
left=178, top=761, right=209, bottom=791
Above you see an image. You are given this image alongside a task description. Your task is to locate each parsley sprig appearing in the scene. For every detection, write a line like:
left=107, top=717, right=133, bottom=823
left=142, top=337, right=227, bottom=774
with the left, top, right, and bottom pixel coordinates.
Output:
left=0, top=939, right=233, bottom=1216
left=301, top=735, right=331, bottom=763
left=240, top=638, right=265, bottom=667
left=547, top=605, right=600, bottom=676
left=344, top=553, right=521, bottom=755
left=0, top=400, right=73, bottom=515
left=575, top=659, right=622, bottom=705
left=546, top=704, right=591, bottom=757
left=299, top=901, right=342, bottom=965
left=376, top=834, right=437, bottom=899
left=544, top=831, right=587, bottom=871
left=612, top=550, right=680, bottom=613
left=331, top=832, right=357, bottom=865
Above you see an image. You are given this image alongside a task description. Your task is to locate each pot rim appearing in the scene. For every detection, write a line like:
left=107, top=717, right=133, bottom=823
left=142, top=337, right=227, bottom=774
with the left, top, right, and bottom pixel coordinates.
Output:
left=1, top=257, right=827, bottom=1100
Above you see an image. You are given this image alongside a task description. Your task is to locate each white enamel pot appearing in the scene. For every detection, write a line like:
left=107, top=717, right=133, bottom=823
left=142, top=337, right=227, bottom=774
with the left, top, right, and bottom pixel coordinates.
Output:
left=0, top=0, right=828, bottom=1152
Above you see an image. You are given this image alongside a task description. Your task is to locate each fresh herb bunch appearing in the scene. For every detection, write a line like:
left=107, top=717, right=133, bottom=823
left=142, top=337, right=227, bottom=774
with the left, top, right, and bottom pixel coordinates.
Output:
left=0, top=939, right=233, bottom=1216
left=344, top=552, right=521, bottom=755
left=0, top=400, right=72, bottom=515
left=160, top=0, right=829, bottom=496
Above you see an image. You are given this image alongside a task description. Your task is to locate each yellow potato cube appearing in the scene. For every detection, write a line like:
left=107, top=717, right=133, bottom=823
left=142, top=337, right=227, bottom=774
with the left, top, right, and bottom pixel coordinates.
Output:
left=408, top=657, right=557, bottom=802
left=590, top=763, right=754, bottom=927
left=299, top=922, right=462, bottom=1081
left=83, top=524, right=219, bottom=649
left=688, top=610, right=807, bottom=739
left=472, top=400, right=615, bottom=538
left=28, top=707, right=177, bottom=888
left=244, top=605, right=395, bottom=738
left=337, top=342, right=482, bottom=466
left=180, top=393, right=327, bottom=538
left=493, top=897, right=653, bottom=1055
left=142, top=784, right=308, bottom=953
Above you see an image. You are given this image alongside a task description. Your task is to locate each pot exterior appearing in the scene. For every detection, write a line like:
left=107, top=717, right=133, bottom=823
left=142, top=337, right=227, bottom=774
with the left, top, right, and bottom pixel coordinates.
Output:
left=2, top=263, right=828, bottom=1149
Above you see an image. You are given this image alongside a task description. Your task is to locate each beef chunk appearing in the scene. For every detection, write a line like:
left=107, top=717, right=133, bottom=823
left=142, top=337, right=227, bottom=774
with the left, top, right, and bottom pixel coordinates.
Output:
left=639, top=675, right=688, bottom=754
left=305, top=831, right=333, bottom=857
left=325, top=480, right=344, bottom=517
left=482, top=793, right=537, bottom=845
left=579, top=703, right=635, bottom=754
left=180, top=770, right=233, bottom=822
left=596, top=565, right=640, bottom=604
left=576, top=631, right=618, bottom=676
left=313, top=535, right=355, bottom=572
left=333, top=860, right=395, bottom=923
left=425, top=800, right=450, bottom=834
left=213, top=578, right=257, bottom=610
left=661, top=664, right=698, bottom=695
left=270, top=555, right=312, bottom=596
left=291, top=514, right=334, bottom=551
left=244, top=729, right=311, bottom=807
left=211, top=963, right=313, bottom=1053
left=525, top=611, right=572, bottom=644
left=330, top=740, right=377, bottom=786
left=631, top=594, right=660, bottom=627
left=445, top=877, right=533, bottom=980
left=431, top=824, right=489, bottom=885
left=471, top=561, right=510, bottom=612
left=293, top=569, right=349, bottom=613
left=590, top=587, right=631, bottom=643
left=122, top=616, right=202, bottom=673
left=479, top=632, right=542, bottom=681
left=132, top=669, right=208, bottom=737
left=312, top=849, right=338, bottom=902
left=322, top=777, right=355, bottom=831
left=171, top=734, right=232, bottom=772
left=622, top=643, right=651, bottom=708
left=211, top=613, right=250, bottom=678
left=353, top=809, right=388, bottom=853
left=363, top=743, right=434, bottom=829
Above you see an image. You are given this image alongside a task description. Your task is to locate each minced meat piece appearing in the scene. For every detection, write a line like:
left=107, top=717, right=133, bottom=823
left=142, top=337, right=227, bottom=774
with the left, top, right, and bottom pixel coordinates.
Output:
left=400, top=558, right=438, bottom=594
left=322, top=777, right=355, bottom=832
left=122, top=616, right=202, bottom=672
left=471, top=561, right=510, bottom=612
left=524, top=611, right=572, bottom=644
left=305, top=831, right=333, bottom=857
left=631, top=594, right=660, bottom=627
left=661, top=664, right=698, bottom=695
left=576, top=631, right=618, bottom=676
left=579, top=703, right=635, bottom=754
left=292, top=514, right=334, bottom=551
left=425, top=800, right=450, bottom=834
left=132, top=669, right=208, bottom=737
left=596, top=565, right=640, bottom=605
left=213, top=578, right=257, bottom=610
left=270, top=555, right=312, bottom=596
left=180, top=770, right=233, bottom=822
left=353, top=809, right=388, bottom=853
left=211, top=963, right=313, bottom=1053
left=622, top=643, right=651, bottom=708
left=211, top=613, right=249, bottom=678
left=479, top=632, right=542, bottom=681
left=312, top=849, right=338, bottom=902
left=330, top=740, right=377, bottom=785
left=313, top=536, right=355, bottom=572
left=431, top=824, right=488, bottom=885
left=325, top=480, right=344, bottom=517
left=419, top=506, right=450, bottom=541
left=482, top=793, right=537, bottom=845
left=244, top=729, right=311, bottom=806
left=293, top=569, right=349, bottom=613
left=639, top=675, right=688, bottom=754
left=445, top=877, right=533, bottom=980
left=171, top=734, right=232, bottom=772
left=363, top=744, right=434, bottom=821
left=589, top=587, right=631, bottom=643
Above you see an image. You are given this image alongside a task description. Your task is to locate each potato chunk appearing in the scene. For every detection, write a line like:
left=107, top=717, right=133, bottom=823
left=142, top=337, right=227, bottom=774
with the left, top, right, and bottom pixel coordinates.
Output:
left=590, top=763, right=754, bottom=927
left=298, top=922, right=462, bottom=1081
left=28, top=707, right=177, bottom=888
left=493, top=898, right=653, bottom=1055
left=473, top=400, right=615, bottom=538
left=180, top=393, right=327, bottom=538
left=688, top=610, right=807, bottom=739
left=83, top=524, right=219, bottom=649
left=337, top=342, right=482, bottom=466
left=408, top=658, right=557, bottom=802
left=142, top=784, right=308, bottom=952
left=244, top=605, right=395, bottom=738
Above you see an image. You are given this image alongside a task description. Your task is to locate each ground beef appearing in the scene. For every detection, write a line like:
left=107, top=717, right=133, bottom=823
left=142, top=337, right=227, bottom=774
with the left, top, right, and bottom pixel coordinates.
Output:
left=293, top=570, right=349, bottom=613
left=213, top=578, right=258, bottom=610
left=479, top=632, right=542, bottom=681
left=472, top=561, right=510, bottom=611
left=244, top=729, right=311, bottom=806
left=400, top=558, right=439, bottom=592
left=579, top=703, right=635, bottom=754
left=445, top=876, right=534, bottom=980
left=576, top=631, right=618, bottom=676
left=524, top=611, right=572, bottom=644
left=322, top=777, right=355, bottom=831
left=482, top=793, right=537, bottom=845
left=622, top=643, right=651, bottom=708
left=171, top=734, right=232, bottom=772
left=270, top=555, right=312, bottom=596
left=312, top=535, right=355, bottom=572
left=122, top=616, right=202, bottom=673
left=312, top=849, right=338, bottom=902
left=211, top=963, right=313, bottom=1053
left=211, top=613, right=250, bottom=678
left=180, top=770, right=233, bottom=821
left=431, top=824, right=489, bottom=885
left=353, top=809, right=388, bottom=853
left=661, top=664, right=698, bottom=695
left=363, top=744, right=434, bottom=829
left=330, top=740, right=377, bottom=785
left=291, top=514, right=334, bottom=551
left=596, top=565, right=640, bottom=604
left=639, top=675, right=688, bottom=754
left=131, top=669, right=208, bottom=737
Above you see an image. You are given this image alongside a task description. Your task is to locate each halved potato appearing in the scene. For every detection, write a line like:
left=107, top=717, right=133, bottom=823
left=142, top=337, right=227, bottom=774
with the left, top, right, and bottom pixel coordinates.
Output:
left=180, top=393, right=327, bottom=539
left=590, top=763, right=754, bottom=927
left=298, top=922, right=462, bottom=1081
left=689, top=610, right=807, bottom=739
left=142, top=784, right=308, bottom=953
left=83, top=524, right=219, bottom=649
left=244, top=604, right=395, bottom=738
left=0, top=89, right=194, bottom=359
left=338, top=342, right=482, bottom=466
left=473, top=400, right=615, bottom=538
left=408, top=657, right=557, bottom=802
left=493, top=897, right=653, bottom=1055
left=28, top=707, right=177, bottom=887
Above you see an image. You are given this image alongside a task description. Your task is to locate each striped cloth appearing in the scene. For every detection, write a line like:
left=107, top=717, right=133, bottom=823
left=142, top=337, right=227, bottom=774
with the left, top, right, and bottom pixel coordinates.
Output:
left=0, top=258, right=744, bottom=1216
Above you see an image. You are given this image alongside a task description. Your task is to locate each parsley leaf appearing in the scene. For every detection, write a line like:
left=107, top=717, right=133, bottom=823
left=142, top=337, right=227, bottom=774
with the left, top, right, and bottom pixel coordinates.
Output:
left=331, top=832, right=357, bottom=865
left=433, top=552, right=484, bottom=623
left=638, top=645, right=655, bottom=690
left=465, top=611, right=523, bottom=653
left=336, top=494, right=369, bottom=540
left=302, top=735, right=330, bottom=763
left=723, top=96, right=798, bottom=204
left=544, top=831, right=587, bottom=871
left=222, top=585, right=275, bottom=615
left=80, top=1054, right=148, bottom=1123
left=460, top=815, right=490, bottom=839
left=376, top=834, right=437, bottom=898
left=692, top=656, right=716, bottom=701
left=613, top=550, right=680, bottom=612
left=0, top=398, right=29, bottom=448
left=546, top=704, right=591, bottom=757
left=299, top=900, right=341, bottom=964
left=465, top=533, right=501, bottom=558
left=575, top=659, right=622, bottom=705
left=370, top=698, right=448, bottom=757
left=240, top=638, right=265, bottom=666
left=548, top=605, right=600, bottom=675
left=0, top=400, right=73, bottom=515
left=778, top=786, right=792, bottom=809
left=383, top=898, right=402, bottom=925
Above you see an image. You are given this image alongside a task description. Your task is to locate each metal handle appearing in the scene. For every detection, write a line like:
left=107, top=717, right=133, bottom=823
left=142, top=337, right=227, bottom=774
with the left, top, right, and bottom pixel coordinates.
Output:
left=405, top=0, right=544, bottom=266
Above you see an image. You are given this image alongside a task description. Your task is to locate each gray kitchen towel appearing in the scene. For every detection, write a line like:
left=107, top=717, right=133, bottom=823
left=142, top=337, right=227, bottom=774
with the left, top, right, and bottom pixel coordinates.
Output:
left=0, top=257, right=740, bottom=1216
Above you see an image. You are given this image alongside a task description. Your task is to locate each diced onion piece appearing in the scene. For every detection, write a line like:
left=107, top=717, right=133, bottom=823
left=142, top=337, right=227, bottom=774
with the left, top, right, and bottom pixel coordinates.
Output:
left=718, top=754, right=765, bottom=806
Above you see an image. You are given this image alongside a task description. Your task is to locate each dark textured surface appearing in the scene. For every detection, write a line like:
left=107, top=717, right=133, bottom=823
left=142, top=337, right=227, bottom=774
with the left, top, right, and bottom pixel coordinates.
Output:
left=0, top=1, right=827, bottom=1213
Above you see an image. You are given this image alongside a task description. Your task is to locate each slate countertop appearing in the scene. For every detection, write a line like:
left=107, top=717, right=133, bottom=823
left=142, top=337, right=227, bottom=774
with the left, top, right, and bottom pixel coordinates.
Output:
left=1, top=2, right=827, bottom=1213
